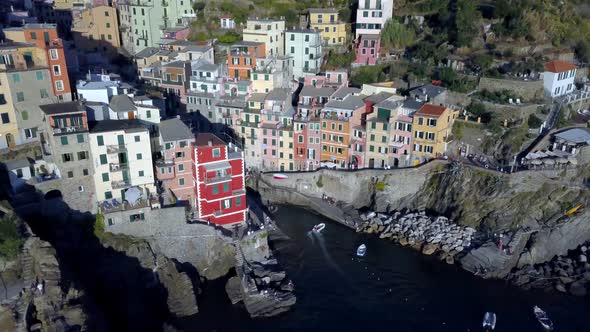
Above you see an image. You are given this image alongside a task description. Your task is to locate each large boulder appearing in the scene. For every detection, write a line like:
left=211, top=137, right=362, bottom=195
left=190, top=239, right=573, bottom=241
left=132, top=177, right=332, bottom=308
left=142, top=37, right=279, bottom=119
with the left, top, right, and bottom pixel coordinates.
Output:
left=422, top=244, right=439, bottom=255
left=569, top=280, right=587, bottom=296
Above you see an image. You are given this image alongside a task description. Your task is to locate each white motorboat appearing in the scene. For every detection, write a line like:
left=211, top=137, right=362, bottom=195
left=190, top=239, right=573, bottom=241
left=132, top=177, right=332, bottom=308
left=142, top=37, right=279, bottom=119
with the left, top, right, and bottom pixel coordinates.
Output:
left=356, top=244, right=367, bottom=257
left=534, top=306, right=554, bottom=330
left=273, top=173, right=288, bottom=180
left=312, top=223, right=325, bottom=233
left=482, top=312, right=496, bottom=330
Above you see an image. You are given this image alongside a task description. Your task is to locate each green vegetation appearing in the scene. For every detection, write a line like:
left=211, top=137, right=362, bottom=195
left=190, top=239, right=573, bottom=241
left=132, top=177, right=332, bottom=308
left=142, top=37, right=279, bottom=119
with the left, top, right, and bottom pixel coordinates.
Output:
left=94, top=212, right=105, bottom=238
left=453, top=0, right=481, bottom=47
left=217, top=31, right=241, bottom=44
left=219, top=1, right=249, bottom=24
left=0, top=215, right=24, bottom=262
left=351, top=65, right=386, bottom=86
left=433, top=68, right=477, bottom=93
left=527, top=114, right=543, bottom=128
left=555, top=109, right=572, bottom=129
left=381, top=18, right=416, bottom=50
left=452, top=121, right=464, bottom=140
left=476, top=89, right=521, bottom=104
left=324, top=51, right=355, bottom=70
left=316, top=175, right=324, bottom=188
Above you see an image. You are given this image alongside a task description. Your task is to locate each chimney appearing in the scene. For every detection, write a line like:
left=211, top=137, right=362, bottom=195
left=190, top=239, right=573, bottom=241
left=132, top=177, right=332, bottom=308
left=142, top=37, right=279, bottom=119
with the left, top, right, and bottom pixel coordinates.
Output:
left=208, top=140, right=212, bottom=146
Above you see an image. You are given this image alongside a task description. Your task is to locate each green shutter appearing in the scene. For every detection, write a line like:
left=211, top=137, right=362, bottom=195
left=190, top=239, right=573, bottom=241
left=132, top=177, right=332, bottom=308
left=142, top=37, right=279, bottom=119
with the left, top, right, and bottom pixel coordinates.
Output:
left=178, top=164, right=184, bottom=171
left=212, top=185, right=219, bottom=194
left=236, top=197, right=242, bottom=206
left=223, top=182, right=230, bottom=192
left=97, top=135, right=104, bottom=146
left=77, top=134, right=84, bottom=143
left=61, top=136, right=68, bottom=145
left=100, top=154, right=107, bottom=164
left=136, top=153, right=142, bottom=160
left=102, top=173, right=109, bottom=182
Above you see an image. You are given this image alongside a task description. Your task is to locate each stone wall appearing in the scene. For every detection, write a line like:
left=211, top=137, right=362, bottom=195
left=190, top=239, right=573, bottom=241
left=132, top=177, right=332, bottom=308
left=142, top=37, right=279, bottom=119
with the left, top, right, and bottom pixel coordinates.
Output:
left=106, top=207, right=236, bottom=279
left=34, top=176, right=96, bottom=213
left=478, top=77, right=545, bottom=101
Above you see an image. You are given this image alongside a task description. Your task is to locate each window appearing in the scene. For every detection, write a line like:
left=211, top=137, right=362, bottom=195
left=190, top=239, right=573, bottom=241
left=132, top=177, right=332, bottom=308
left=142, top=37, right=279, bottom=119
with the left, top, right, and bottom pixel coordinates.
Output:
left=136, top=153, right=142, bottom=160
left=61, top=136, right=68, bottom=145
left=222, top=199, right=232, bottom=209
left=49, top=49, right=58, bottom=60
left=97, top=135, right=104, bottom=146
left=179, top=178, right=185, bottom=185
left=223, top=182, right=230, bottom=192
left=105, top=191, right=113, bottom=199
left=16, top=92, right=24, bottom=102
left=36, top=71, right=43, bottom=80
left=427, top=118, right=437, bottom=127
left=212, top=148, right=221, bottom=157
left=427, top=132, right=435, bottom=140
left=105, top=10, right=109, bottom=16
left=381, top=136, right=387, bottom=143
left=77, top=134, right=84, bottom=143
left=31, top=32, right=37, bottom=40
left=53, top=65, right=61, bottom=76
left=425, top=145, right=434, bottom=153
left=290, top=34, right=294, bottom=41
left=24, top=128, right=37, bottom=139
left=212, top=185, right=219, bottom=194
left=62, top=153, right=73, bottom=162
left=236, top=197, right=242, bottom=206
left=136, top=170, right=143, bottom=177
left=178, top=164, right=184, bottom=171
left=0, top=113, right=9, bottom=124
left=100, top=154, right=107, bottom=164
left=291, top=46, right=295, bottom=54
left=40, top=89, right=48, bottom=98
left=418, top=117, right=424, bottom=125
left=370, top=134, right=375, bottom=141
left=83, top=169, right=89, bottom=176
left=134, top=135, right=140, bottom=142
left=55, top=81, right=64, bottom=91
left=12, top=73, right=21, bottom=83
left=102, top=173, right=109, bottom=182
left=67, top=171, right=74, bottom=178
left=369, top=145, right=374, bottom=152
left=106, top=22, right=111, bottom=28
left=129, top=213, right=145, bottom=222
left=160, top=167, right=165, bottom=174
left=77, top=151, right=87, bottom=160
left=146, top=110, right=151, bottom=118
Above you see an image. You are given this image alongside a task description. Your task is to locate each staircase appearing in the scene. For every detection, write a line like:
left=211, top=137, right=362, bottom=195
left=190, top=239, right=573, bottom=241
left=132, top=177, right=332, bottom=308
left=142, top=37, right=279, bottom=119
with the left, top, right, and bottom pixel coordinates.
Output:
left=15, top=246, right=35, bottom=332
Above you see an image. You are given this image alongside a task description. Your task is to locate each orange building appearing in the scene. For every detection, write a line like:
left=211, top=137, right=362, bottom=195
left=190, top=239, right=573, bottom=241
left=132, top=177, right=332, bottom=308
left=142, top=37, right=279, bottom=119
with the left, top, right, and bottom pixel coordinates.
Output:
left=227, top=41, right=265, bottom=80
left=4, top=24, right=72, bottom=101
left=320, top=116, right=351, bottom=167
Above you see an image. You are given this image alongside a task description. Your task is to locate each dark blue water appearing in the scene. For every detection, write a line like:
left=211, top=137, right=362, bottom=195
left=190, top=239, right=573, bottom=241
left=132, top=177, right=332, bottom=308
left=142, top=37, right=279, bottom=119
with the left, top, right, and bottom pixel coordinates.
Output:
left=182, top=206, right=590, bottom=332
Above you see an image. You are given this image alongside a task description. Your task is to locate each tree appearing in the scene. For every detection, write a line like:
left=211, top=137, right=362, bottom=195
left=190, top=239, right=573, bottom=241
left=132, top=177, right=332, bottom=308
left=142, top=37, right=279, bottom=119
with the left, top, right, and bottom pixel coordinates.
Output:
left=381, top=19, right=416, bottom=50
left=472, top=54, right=493, bottom=72
left=453, top=0, right=482, bottom=47
left=527, top=114, right=543, bottom=128
left=575, top=40, right=590, bottom=64
left=218, top=31, right=241, bottom=44
left=192, top=1, right=205, bottom=14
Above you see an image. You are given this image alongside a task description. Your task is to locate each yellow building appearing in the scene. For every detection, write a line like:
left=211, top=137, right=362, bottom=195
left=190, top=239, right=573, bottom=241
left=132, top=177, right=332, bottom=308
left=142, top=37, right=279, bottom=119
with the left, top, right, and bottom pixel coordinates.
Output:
left=411, top=104, right=456, bottom=160
left=72, top=6, right=121, bottom=57
left=252, top=71, right=275, bottom=94
left=278, top=127, right=294, bottom=171
left=365, top=116, right=393, bottom=169
left=309, top=9, right=347, bottom=46
left=0, top=71, right=18, bottom=149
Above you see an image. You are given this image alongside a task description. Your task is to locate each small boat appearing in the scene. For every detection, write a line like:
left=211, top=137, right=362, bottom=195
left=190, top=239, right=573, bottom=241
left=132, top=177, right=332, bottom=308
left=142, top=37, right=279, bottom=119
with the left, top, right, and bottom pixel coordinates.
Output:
left=273, top=173, right=288, bottom=180
left=482, top=312, right=496, bottom=330
left=312, top=223, right=325, bottom=233
left=356, top=244, right=367, bottom=257
left=534, top=306, right=554, bottom=330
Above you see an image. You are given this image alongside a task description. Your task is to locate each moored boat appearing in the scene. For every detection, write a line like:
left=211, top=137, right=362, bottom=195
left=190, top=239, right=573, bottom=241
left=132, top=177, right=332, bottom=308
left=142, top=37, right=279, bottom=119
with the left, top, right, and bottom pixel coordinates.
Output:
left=356, top=244, right=367, bottom=257
left=533, top=306, right=554, bottom=330
left=482, top=312, right=496, bottom=330
left=273, top=173, right=288, bottom=180
left=312, top=223, right=326, bottom=233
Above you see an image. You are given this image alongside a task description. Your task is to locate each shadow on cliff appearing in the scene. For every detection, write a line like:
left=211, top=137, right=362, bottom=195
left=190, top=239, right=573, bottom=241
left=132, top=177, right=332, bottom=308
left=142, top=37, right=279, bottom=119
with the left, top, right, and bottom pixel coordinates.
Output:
left=6, top=180, right=176, bottom=331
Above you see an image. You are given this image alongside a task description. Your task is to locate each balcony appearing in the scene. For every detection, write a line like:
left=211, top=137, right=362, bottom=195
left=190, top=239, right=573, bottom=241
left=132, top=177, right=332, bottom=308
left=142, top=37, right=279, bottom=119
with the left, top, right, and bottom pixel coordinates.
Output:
left=52, top=125, right=87, bottom=136
left=204, top=174, right=232, bottom=184
left=232, top=188, right=246, bottom=196
left=155, top=159, right=175, bottom=167
left=99, top=197, right=150, bottom=214
left=111, top=179, right=132, bottom=190
left=228, top=143, right=242, bottom=160
left=107, top=145, right=127, bottom=154
left=109, top=162, right=129, bottom=172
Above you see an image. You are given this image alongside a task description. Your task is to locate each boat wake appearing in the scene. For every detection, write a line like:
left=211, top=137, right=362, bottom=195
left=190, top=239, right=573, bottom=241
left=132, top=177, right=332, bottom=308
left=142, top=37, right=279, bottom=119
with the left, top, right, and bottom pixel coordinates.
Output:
left=314, top=233, right=348, bottom=279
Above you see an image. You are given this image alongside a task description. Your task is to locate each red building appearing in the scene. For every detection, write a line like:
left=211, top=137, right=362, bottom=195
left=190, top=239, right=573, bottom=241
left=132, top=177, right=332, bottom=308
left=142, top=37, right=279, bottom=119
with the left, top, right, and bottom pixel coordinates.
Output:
left=192, top=133, right=247, bottom=226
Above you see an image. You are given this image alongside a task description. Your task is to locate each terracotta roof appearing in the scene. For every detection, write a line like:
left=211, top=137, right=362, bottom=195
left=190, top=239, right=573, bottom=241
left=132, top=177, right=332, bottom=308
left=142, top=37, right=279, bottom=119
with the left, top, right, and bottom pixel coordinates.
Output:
left=544, top=60, right=577, bottom=73
left=415, top=104, right=447, bottom=117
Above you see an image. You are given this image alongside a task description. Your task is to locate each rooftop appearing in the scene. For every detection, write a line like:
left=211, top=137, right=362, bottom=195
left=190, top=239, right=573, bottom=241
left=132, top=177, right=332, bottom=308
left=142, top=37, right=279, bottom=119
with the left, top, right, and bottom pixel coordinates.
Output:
left=159, top=117, right=194, bottom=142
left=402, top=99, right=424, bottom=110
left=359, top=34, right=380, bottom=40
left=364, top=92, right=394, bottom=104
left=266, top=88, right=291, bottom=101
left=40, top=101, right=85, bottom=115
left=332, top=87, right=361, bottom=100
left=410, top=84, right=446, bottom=97
left=309, top=8, right=339, bottom=13
left=195, top=133, right=226, bottom=147
left=231, top=40, right=265, bottom=48
left=78, top=80, right=119, bottom=90
left=249, top=93, right=268, bottom=102
left=300, top=86, right=335, bottom=98
left=163, top=60, right=187, bottom=68
left=4, top=23, right=57, bottom=31
left=325, top=95, right=365, bottom=110
left=554, top=128, right=590, bottom=144
left=89, top=119, right=148, bottom=133
left=544, top=60, right=577, bottom=73
left=375, top=98, right=403, bottom=110
left=194, top=61, right=219, bottom=72
left=109, top=95, right=137, bottom=113
left=415, top=104, right=447, bottom=117
left=286, top=28, right=320, bottom=34
left=3, top=158, right=32, bottom=171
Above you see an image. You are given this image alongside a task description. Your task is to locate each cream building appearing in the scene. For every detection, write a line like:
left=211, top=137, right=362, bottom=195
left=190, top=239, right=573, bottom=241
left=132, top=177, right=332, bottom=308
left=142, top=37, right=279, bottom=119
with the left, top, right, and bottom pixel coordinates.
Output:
left=243, top=18, right=286, bottom=57
left=308, top=8, right=347, bottom=46
left=72, top=5, right=121, bottom=58
left=89, top=120, right=155, bottom=203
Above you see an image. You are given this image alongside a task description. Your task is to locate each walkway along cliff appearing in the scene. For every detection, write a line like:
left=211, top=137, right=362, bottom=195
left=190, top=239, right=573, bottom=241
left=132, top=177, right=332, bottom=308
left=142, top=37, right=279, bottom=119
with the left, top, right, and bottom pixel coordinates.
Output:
left=255, top=161, right=590, bottom=294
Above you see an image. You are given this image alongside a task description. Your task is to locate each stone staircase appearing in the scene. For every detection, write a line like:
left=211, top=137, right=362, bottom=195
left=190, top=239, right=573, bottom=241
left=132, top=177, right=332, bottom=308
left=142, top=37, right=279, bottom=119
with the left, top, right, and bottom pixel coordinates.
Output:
left=15, top=245, right=35, bottom=332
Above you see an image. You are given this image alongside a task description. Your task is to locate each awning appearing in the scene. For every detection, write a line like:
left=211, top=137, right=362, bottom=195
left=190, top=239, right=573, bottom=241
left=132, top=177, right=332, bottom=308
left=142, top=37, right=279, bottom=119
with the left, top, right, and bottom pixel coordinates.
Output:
left=204, top=161, right=231, bottom=172
left=125, top=187, right=142, bottom=205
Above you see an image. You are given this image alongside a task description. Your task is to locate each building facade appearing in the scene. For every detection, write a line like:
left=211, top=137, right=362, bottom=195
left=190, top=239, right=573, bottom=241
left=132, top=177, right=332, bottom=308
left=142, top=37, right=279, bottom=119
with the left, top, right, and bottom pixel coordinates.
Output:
left=72, top=5, right=121, bottom=58
left=285, top=29, right=323, bottom=80
left=308, top=8, right=347, bottom=46
left=411, top=104, right=456, bottom=161
left=543, top=60, right=577, bottom=98
left=227, top=41, right=266, bottom=80
left=243, top=18, right=285, bottom=57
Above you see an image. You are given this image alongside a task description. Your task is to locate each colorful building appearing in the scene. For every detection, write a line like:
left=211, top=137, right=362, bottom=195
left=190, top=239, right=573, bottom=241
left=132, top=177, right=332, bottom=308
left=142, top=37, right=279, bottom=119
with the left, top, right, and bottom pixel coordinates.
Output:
left=308, top=8, right=347, bottom=46
left=355, top=34, right=381, bottom=66
left=160, top=60, right=191, bottom=106
left=155, top=118, right=196, bottom=206
left=227, top=41, right=266, bottom=80
left=354, top=0, right=393, bottom=66
left=243, top=18, right=285, bottom=57
left=4, top=24, right=72, bottom=101
left=543, top=60, right=577, bottom=98
left=71, top=5, right=121, bottom=58
left=192, top=133, right=246, bottom=226
left=411, top=104, right=456, bottom=161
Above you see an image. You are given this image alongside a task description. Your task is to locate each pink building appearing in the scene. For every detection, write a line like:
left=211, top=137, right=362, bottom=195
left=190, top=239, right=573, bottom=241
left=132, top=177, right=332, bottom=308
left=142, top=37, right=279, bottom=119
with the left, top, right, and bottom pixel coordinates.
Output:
left=260, top=122, right=281, bottom=170
left=156, top=118, right=196, bottom=206
left=163, top=27, right=191, bottom=40
left=389, top=114, right=413, bottom=167
left=355, top=34, right=381, bottom=66
left=350, top=125, right=366, bottom=168
left=304, top=69, right=349, bottom=88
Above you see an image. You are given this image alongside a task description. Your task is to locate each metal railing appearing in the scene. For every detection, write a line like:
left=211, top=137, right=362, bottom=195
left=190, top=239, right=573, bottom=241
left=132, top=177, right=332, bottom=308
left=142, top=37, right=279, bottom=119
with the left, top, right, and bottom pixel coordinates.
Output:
left=111, top=179, right=132, bottom=189
left=107, top=144, right=127, bottom=154
left=109, top=162, right=129, bottom=172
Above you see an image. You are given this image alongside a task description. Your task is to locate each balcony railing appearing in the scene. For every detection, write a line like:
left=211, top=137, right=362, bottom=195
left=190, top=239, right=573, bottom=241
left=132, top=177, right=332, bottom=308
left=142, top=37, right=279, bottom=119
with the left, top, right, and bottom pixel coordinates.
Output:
left=213, top=210, right=222, bottom=216
left=111, top=179, right=132, bottom=189
left=52, top=126, right=86, bottom=135
left=107, top=145, right=127, bottom=154
left=232, top=188, right=246, bottom=196
left=204, top=174, right=231, bottom=184
left=99, top=197, right=149, bottom=214
left=109, top=162, right=129, bottom=172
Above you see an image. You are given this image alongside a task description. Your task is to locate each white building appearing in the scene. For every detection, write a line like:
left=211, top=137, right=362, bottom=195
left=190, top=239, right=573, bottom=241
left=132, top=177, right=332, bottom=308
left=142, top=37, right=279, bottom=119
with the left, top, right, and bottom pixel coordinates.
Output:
left=285, top=29, right=323, bottom=81
left=89, top=120, right=155, bottom=204
left=243, top=18, right=286, bottom=57
left=355, top=0, right=394, bottom=37
left=543, top=60, right=577, bottom=98
left=220, top=16, right=236, bottom=29
left=189, top=60, right=224, bottom=96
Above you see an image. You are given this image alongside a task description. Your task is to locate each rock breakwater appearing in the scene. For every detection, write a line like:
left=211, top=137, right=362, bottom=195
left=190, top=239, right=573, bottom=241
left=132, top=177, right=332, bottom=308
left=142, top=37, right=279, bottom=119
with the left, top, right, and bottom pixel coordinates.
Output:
left=508, top=242, right=590, bottom=296
left=357, top=210, right=477, bottom=264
